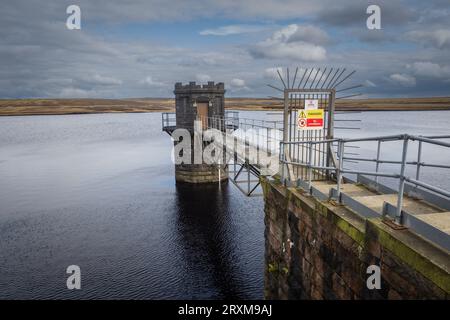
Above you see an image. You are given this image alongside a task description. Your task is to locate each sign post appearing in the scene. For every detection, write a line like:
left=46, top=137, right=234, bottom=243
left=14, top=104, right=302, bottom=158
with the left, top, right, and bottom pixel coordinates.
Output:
left=297, top=99, right=324, bottom=130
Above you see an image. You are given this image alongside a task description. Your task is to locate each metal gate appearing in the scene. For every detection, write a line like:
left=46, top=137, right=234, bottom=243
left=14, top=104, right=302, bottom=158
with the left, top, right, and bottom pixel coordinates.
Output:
left=268, top=67, right=360, bottom=184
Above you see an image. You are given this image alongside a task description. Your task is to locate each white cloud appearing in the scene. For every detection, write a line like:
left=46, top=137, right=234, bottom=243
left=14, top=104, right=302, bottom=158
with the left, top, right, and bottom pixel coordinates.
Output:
left=389, top=73, right=416, bottom=87
left=265, top=24, right=328, bottom=46
left=285, top=24, right=329, bottom=45
left=230, top=78, right=246, bottom=87
left=229, top=78, right=251, bottom=92
left=195, top=74, right=212, bottom=82
left=200, top=24, right=268, bottom=36
left=263, top=67, right=283, bottom=79
left=250, top=24, right=327, bottom=61
left=252, top=40, right=326, bottom=61
left=140, top=76, right=165, bottom=87
left=406, top=29, right=450, bottom=49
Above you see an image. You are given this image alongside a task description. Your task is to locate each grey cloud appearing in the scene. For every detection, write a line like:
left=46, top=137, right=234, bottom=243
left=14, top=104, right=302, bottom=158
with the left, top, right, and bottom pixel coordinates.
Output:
left=1, top=0, right=450, bottom=98
left=407, top=62, right=450, bottom=79
left=286, top=25, right=329, bottom=45
left=316, top=1, right=418, bottom=27
left=351, top=29, right=397, bottom=43
left=389, top=73, right=416, bottom=87
left=199, top=24, right=270, bottom=36
left=78, top=74, right=123, bottom=86
left=406, top=29, right=450, bottom=49
left=249, top=24, right=327, bottom=61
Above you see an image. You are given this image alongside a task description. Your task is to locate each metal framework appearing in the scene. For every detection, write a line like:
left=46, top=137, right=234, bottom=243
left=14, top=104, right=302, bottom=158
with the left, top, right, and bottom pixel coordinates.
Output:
left=280, top=134, right=450, bottom=222
left=204, top=114, right=281, bottom=196
left=227, top=158, right=263, bottom=197
left=279, top=134, right=450, bottom=251
left=163, top=111, right=280, bottom=196
left=268, top=67, right=360, bottom=183
left=162, top=112, right=176, bottom=133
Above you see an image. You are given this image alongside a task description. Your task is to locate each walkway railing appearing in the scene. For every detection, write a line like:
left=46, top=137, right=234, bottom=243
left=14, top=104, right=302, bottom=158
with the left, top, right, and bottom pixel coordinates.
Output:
left=202, top=115, right=283, bottom=195
left=280, top=134, right=450, bottom=224
left=161, top=111, right=243, bottom=132
left=161, top=112, right=176, bottom=130
left=205, top=115, right=283, bottom=155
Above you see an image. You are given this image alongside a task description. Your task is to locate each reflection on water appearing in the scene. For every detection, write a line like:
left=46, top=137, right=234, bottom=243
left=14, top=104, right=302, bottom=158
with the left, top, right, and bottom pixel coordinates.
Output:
left=0, top=113, right=263, bottom=299
left=174, top=183, right=262, bottom=299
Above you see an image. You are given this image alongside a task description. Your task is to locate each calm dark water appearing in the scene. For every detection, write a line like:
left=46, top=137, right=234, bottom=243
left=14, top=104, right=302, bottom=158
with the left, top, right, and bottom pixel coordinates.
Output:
left=0, top=113, right=264, bottom=299
left=0, top=110, right=449, bottom=299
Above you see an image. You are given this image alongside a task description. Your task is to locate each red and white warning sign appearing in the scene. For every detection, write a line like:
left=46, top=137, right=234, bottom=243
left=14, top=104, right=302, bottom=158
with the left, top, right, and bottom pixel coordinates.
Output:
left=298, top=117, right=307, bottom=128
left=297, top=99, right=324, bottom=130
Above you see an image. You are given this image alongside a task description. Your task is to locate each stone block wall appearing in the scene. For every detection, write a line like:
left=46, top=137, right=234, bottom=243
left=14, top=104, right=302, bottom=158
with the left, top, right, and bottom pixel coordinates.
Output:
left=262, top=177, right=450, bottom=300
left=175, top=163, right=228, bottom=184
left=174, top=81, right=225, bottom=132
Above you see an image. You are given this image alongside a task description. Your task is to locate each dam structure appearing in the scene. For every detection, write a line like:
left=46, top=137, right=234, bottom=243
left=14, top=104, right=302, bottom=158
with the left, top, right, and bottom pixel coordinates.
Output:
left=162, top=69, right=450, bottom=299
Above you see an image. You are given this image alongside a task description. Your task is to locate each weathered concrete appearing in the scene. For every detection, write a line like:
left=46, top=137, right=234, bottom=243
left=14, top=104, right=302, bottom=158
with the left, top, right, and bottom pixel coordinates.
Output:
left=262, top=177, right=450, bottom=300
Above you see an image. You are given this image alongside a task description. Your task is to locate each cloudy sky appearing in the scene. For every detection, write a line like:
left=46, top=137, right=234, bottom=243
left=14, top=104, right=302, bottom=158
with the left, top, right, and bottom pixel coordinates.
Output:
left=1, top=0, right=449, bottom=98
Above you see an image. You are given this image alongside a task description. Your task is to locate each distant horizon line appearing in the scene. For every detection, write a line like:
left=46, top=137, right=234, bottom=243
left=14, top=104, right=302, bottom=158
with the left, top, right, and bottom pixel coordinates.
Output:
left=1, top=96, right=450, bottom=101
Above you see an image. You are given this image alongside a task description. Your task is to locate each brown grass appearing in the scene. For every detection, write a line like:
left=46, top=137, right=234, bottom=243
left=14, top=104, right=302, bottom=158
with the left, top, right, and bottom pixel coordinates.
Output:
left=1, top=97, right=449, bottom=116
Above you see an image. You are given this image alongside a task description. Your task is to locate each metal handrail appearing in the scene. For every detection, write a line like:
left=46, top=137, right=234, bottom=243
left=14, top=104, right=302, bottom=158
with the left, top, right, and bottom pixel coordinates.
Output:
left=162, top=112, right=240, bottom=130
left=161, top=112, right=176, bottom=129
left=280, top=134, right=450, bottom=224
left=204, top=115, right=283, bottom=155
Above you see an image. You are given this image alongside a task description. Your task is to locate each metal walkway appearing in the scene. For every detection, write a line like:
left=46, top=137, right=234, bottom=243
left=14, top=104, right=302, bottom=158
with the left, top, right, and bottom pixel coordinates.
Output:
left=312, top=176, right=449, bottom=247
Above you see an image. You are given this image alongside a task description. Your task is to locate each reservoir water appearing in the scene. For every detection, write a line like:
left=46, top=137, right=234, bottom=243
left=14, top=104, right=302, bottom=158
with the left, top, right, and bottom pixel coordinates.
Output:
left=0, top=110, right=449, bottom=299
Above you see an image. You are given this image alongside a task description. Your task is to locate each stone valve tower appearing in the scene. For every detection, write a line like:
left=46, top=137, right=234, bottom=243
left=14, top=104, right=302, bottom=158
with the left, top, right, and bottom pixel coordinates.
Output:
left=169, top=81, right=228, bottom=184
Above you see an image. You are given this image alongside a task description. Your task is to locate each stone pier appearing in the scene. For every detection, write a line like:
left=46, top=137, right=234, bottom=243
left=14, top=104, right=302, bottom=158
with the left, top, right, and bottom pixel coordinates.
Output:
left=262, top=177, right=450, bottom=299
left=175, top=163, right=227, bottom=184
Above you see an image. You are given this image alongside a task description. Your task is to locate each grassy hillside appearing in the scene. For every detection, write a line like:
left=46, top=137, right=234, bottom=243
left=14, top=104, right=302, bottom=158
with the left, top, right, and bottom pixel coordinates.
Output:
left=1, top=97, right=449, bottom=116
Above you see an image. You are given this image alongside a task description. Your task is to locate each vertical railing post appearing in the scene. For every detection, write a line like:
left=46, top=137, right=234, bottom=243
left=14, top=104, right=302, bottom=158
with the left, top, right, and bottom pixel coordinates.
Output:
left=280, top=142, right=285, bottom=185
left=375, top=140, right=381, bottom=184
left=336, top=140, right=344, bottom=200
left=247, top=160, right=250, bottom=195
left=396, top=136, right=409, bottom=224
left=234, top=153, right=237, bottom=179
left=416, top=140, right=422, bottom=181
left=282, top=89, right=290, bottom=184
left=326, top=89, right=336, bottom=171
left=308, top=141, right=313, bottom=190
